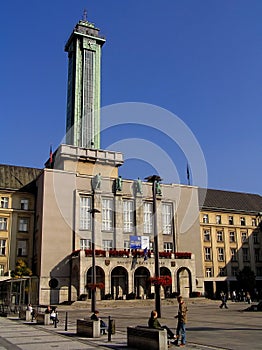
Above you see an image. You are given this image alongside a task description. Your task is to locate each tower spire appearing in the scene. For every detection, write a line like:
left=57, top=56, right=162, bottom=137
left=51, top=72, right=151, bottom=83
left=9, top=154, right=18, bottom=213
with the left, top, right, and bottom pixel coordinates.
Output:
left=83, top=8, right=87, bottom=21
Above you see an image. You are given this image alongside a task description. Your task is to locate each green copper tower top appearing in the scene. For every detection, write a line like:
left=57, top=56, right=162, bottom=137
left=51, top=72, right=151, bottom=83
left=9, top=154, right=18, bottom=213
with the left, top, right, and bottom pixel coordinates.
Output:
left=65, top=13, right=106, bottom=149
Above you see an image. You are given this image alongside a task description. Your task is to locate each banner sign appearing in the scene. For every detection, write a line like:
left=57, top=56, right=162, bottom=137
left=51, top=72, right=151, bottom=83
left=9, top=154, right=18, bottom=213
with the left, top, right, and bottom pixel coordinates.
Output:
left=130, top=235, right=141, bottom=249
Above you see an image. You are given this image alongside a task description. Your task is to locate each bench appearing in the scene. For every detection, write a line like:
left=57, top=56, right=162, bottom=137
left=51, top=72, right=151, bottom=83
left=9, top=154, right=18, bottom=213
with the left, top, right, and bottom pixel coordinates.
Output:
left=127, top=326, right=168, bottom=350
left=77, top=319, right=101, bottom=338
left=36, top=313, right=51, bottom=325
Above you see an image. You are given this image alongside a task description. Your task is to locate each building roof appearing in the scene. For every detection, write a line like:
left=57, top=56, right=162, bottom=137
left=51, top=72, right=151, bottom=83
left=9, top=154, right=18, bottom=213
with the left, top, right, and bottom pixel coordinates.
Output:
left=0, top=164, right=41, bottom=191
left=199, top=188, right=262, bottom=214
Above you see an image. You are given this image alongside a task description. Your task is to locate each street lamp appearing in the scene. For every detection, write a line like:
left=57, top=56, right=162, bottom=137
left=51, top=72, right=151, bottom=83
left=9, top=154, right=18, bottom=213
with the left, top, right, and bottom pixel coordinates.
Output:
left=145, top=175, right=162, bottom=318
left=89, top=203, right=100, bottom=313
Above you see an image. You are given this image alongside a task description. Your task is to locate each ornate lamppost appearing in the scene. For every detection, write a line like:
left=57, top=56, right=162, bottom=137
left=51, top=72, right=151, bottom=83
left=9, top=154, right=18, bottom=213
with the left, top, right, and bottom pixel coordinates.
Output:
left=145, top=175, right=162, bottom=317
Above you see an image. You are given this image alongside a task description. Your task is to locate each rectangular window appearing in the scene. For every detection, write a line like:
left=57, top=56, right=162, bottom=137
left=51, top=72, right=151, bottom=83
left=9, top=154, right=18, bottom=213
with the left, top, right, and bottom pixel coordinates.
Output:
left=216, top=231, right=223, bottom=242
left=255, top=248, right=260, bottom=262
left=20, top=199, right=29, bottom=210
left=0, top=240, right=6, bottom=255
left=19, top=218, right=29, bottom=232
left=0, top=218, right=7, bottom=231
left=252, top=218, right=257, bottom=226
left=242, top=247, right=249, bottom=261
left=0, top=197, right=9, bottom=209
left=123, top=200, right=134, bottom=233
left=241, top=232, right=248, bottom=243
left=228, top=216, right=234, bottom=225
left=229, top=231, right=236, bottom=243
left=102, top=198, right=113, bottom=231
left=203, top=229, right=210, bottom=242
left=17, top=240, right=27, bottom=256
left=124, top=240, right=130, bottom=250
left=162, top=203, right=173, bottom=235
left=219, top=267, right=226, bottom=276
left=216, top=215, right=222, bottom=224
left=253, top=232, right=259, bottom=244
left=80, top=239, right=91, bottom=250
left=232, top=267, right=238, bottom=276
left=143, top=202, right=153, bottom=234
left=231, top=248, right=237, bottom=261
left=102, top=240, right=113, bottom=251
left=256, top=267, right=262, bottom=276
left=203, top=214, right=209, bottom=224
left=80, top=196, right=91, bottom=230
left=218, top=247, right=224, bottom=261
left=240, top=217, right=246, bottom=226
left=163, top=242, right=173, bottom=252
left=0, top=264, right=4, bottom=276
left=205, top=247, right=211, bottom=261
left=205, top=268, right=212, bottom=277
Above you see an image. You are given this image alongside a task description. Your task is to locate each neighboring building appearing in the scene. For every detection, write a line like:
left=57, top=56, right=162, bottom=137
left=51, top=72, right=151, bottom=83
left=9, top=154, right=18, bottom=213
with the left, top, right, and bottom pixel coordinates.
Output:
left=0, top=165, right=41, bottom=278
left=199, top=188, right=262, bottom=298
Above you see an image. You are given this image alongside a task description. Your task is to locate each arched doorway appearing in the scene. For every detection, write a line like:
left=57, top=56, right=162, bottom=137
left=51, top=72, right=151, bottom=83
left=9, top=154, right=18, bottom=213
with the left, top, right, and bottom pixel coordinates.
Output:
left=160, top=267, right=172, bottom=298
left=111, top=266, right=128, bottom=300
left=134, top=267, right=150, bottom=299
left=87, top=266, right=105, bottom=300
left=176, top=267, right=192, bottom=298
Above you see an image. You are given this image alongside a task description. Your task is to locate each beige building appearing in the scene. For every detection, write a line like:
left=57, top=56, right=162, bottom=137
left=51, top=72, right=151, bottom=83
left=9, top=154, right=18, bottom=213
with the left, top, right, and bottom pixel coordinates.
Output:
left=199, top=188, right=262, bottom=298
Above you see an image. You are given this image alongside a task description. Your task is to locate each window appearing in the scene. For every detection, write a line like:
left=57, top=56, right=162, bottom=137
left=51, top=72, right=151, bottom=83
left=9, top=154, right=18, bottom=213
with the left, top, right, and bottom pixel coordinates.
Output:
left=216, top=215, right=222, bottom=224
left=241, top=232, right=248, bottom=242
left=0, top=264, right=4, bottom=276
left=252, top=218, right=257, bottom=226
left=231, top=248, right=237, bottom=261
left=203, top=230, right=210, bottom=242
left=102, top=240, right=113, bottom=251
left=229, top=231, right=236, bottom=243
left=162, top=203, right=172, bottom=235
left=144, top=202, right=153, bottom=234
left=256, top=267, right=262, bottom=276
left=80, top=239, right=91, bottom=250
left=255, top=248, right=260, bottom=262
left=219, top=267, right=226, bottom=276
left=124, top=241, right=130, bottom=250
left=205, top=247, right=211, bottom=261
left=0, top=240, right=6, bottom=255
left=242, top=247, right=249, bottom=261
left=0, top=197, right=8, bottom=209
left=240, top=217, right=246, bottom=226
left=205, top=268, right=213, bottom=277
left=0, top=218, right=7, bottom=231
left=102, top=198, right=113, bottom=231
left=20, top=199, right=29, bottom=210
left=17, top=240, right=27, bottom=256
left=203, top=214, right=209, bottom=224
left=163, top=242, right=173, bottom=252
left=216, top=231, right=223, bottom=242
left=19, top=218, right=29, bottom=232
left=232, top=267, right=238, bottom=276
left=253, top=232, right=259, bottom=244
left=123, top=200, right=134, bottom=233
left=228, top=216, right=234, bottom=225
left=80, top=196, right=91, bottom=230
left=218, top=248, right=224, bottom=261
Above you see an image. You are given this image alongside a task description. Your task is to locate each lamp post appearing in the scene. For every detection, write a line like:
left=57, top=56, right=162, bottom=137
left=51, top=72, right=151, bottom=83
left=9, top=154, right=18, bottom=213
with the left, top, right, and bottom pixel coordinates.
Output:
left=145, top=175, right=162, bottom=318
left=89, top=203, right=100, bottom=313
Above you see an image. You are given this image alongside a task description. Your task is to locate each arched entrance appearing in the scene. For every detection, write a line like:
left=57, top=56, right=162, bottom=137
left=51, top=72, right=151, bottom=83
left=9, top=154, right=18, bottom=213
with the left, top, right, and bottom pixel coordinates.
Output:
left=176, top=267, right=192, bottom=298
left=87, top=266, right=105, bottom=300
left=134, top=267, right=150, bottom=299
left=111, top=266, right=128, bottom=300
left=160, top=267, right=172, bottom=298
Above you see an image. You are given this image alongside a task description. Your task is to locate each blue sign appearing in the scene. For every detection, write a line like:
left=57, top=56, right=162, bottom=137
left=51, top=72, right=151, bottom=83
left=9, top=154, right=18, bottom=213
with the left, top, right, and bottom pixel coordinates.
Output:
left=130, top=235, right=141, bottom=249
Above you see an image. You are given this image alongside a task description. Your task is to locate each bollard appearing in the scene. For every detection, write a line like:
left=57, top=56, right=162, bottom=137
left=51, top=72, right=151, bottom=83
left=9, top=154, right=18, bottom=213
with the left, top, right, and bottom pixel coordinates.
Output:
left=65, top=311, right=68, bottom=331
left=108, top=315, right=111, bottom=342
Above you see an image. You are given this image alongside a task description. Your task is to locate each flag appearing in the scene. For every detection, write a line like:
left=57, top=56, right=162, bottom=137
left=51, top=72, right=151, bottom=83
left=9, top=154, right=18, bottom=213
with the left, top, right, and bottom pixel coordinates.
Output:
left=144, top=247, right=148, bottom=261
left=49, top=145, right=53, bottom=167
left=186, top=163, right=190, bottom=185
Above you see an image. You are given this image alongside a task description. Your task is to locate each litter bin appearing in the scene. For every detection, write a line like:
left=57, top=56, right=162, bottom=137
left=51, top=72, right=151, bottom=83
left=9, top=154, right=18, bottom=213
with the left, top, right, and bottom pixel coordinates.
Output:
left=109, top=318, right=115, bottom=334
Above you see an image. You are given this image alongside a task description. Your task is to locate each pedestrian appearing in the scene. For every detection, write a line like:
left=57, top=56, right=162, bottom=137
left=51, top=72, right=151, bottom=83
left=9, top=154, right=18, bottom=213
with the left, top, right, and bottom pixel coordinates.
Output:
left=175, top=295, right=188, bottom=347
left=246, top=292, right=251, bottom=304
left=50, top=306, right=59, bottom=324
left=148, top=310, right=176, bottom=342
left=91, top=310, right=107, bottom=335
left=219, top=291, right=228, bottom=309
left=26, top=303, right=35, bottom=322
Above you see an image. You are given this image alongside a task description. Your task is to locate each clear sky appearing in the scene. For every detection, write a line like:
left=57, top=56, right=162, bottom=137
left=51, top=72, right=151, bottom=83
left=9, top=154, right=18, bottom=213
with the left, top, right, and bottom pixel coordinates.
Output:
left=1, top=0, right=262, bottom=195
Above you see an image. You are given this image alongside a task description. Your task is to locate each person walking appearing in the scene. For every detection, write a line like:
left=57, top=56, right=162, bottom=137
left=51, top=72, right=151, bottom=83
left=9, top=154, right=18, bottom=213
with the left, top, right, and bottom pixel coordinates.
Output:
left=219, top=291, right=228, bottom=309
left=175, top=295, right=188, bottom=347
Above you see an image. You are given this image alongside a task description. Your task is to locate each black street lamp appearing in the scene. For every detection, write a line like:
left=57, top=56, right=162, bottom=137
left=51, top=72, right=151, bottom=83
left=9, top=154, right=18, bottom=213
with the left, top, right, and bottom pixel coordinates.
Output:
left=89, top=203, right=100, bottom=313
left=145, top=175, right=162, bottom=318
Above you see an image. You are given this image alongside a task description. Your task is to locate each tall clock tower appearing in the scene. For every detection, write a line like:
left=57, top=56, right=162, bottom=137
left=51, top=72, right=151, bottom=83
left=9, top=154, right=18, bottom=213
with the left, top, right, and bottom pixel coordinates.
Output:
left=65, top=16, right=106, bottom=149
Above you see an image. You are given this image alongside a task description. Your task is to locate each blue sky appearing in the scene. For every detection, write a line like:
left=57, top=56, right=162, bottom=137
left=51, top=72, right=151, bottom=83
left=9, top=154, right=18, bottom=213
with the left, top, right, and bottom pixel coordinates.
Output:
left=1, top=0, right=262, bottom=195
